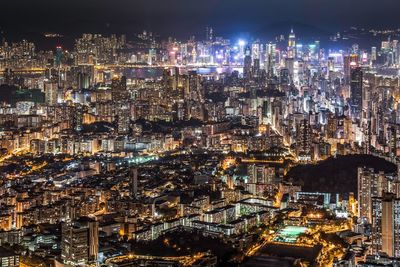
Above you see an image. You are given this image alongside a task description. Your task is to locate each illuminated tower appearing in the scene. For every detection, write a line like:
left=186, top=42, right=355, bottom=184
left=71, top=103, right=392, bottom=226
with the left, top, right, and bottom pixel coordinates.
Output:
left=61, top=217, right=99, bottom=266
left=148, top=48, right=156, bottom=65
left=74, top=104, right=84, bottom=132
left=344, top=54, right=359, bottom=84
left=116, top=102, right=130, bottom=134
left=191, top=46, right=197, bottom=64
left=390, top=125, right=398, bottom=159
left=55, top=46, right=63, bottom=68
left=288, top=28, right=296, bottom=59
left=206, top=26, right=213, bottom=42
left=111, top=76, right=128, bottom=102
left=44, top=80, right=58, bottom=106
left=183, top=71, right=200, bottom=101
left=243, top=46, right=252, bottom=79
left=371, top=193, right=400, bottom=257
left=130, top=168, right=138, bottom=199
left=296, top=119, right=312, bottom=161
left=350, top=67, right=363, bottom=119
left=358, top=167, right=388, bottom=224
left=252, top=42, right=261, bottom=77
left=371, top=47, right=377, bottom=62
left=265, top=42, right=276, bottom=78
left=77, top=72, right=90, bottom=89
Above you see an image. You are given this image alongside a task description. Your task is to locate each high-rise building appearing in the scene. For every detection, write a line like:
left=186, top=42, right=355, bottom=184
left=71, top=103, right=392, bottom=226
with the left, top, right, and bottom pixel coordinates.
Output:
left=116, top=102, right=130, bottom=134
left=252, top=42, right=260, bottom=61
left=350, top=67, right=363, bottom=119
left=296, top=119, right=312, bottom=161
left=252, top=42, right=260, bottom=76
left=148, top=48, right=156, bottom=65
left=371, top=47, right=377, bottom=62
left=205, top=26, right=213, bottom=42
left=73, top=104, right=85, bottom=132
left=61, top=217, right=99, bottom=266
left=130, top=168, right=138, bottom=199
left=343, top=54, right=359, bottom=84
left=358, top=167, right=388, bottom=224
left=184, top=71, right=200, bottom=101
left=55, top=46, right=63, bottom=68
left=371, top=193, right=400, bottom=257
left=44, top=80, right=58, bottom=106
left=265, top=42, right=276, bottom=78
left=111, top=76, right=128, bottom=102
left=0, top=247, right=19, bottom=267
left=389, top=125, right=398, bottom=158
left=280, top=68, right=291, bottom=85
left=288, top=28, right=296, bottom=59
left=247, top=164, right=275, bottom=184
left=243, top=46, right=252, bottom=79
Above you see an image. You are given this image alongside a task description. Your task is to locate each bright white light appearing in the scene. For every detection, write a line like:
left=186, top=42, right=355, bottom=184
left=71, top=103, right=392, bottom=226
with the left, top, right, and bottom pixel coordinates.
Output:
left=238, top=40, right=246, bottom=46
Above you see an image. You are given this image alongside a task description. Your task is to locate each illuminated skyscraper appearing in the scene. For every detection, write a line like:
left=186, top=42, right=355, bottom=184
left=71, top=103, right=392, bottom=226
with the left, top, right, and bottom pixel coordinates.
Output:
left=148, top=48, right=156, bottom=65
left=44, top=80, right=58, bottom=106
left=252, top=42, right=260, bottom=61
left=206, top=26, right=213, bottom=42
left=371, top=193, right=400, bottom=258
left=371, top=47, right=377, bottom=62
left=343, top=54, right=358, bottom=84
left=350, top=67, right=363, bottom=119
left=358, top=167, right=388, bottom=223
left=73, top=104, right=85, bottom=132
left=130, top=168, right=138, bottom=199
left=111, top=76, right=128, bottom=102
left=252, top=42, right=261, bottom=77
left=116, top=102, right=130, bottom=134
left=61, top=217, right=99, bottom=266
left=265, top=42, right=276, bottom=78
left=296, top=119, right=312, bottom=161
left=0, top=247, right=19, bottom=267
left=288, top=28, right=296, bottom=59
left=243, top=46, right=252, bottom=79
left=389, top=125, right=398, bottom=159
left=280, top=68, right=290, bottom=85
left=77, top=72, right=90, bottom=89
left=55, top=46, right=63, bottom=68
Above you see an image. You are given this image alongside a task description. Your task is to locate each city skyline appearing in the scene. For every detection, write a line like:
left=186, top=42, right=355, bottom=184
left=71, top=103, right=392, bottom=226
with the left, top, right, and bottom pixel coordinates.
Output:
left=1, top=1, right=400, bottom=267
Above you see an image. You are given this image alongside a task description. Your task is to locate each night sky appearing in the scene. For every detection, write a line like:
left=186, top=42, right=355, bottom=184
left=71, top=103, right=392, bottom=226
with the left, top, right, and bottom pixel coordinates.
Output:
left=2, top=0, right=400, bottom=39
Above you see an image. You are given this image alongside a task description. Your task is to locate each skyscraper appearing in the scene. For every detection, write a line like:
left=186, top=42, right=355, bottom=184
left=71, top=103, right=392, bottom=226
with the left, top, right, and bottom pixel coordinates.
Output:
left=296, top=119, right=312, bottom=161
left=116, top=102, right=130, bottom=134
left=205, top=26, right=213, bottom=42
left=185, top=71, right=200, bottom=101
left=358, top=167, right=388, bottom=224
left=130, top=168, right=138, bottom=199
left=251, top=42, right=260, bottom=77
left=288, top=28, right=296, bottom=59
left=44, top=80, right=58, bottom=106
left=55, top=46, right=63, bottom=68
left=371, top=47, right=377, bottom=62
left=243, top=46, right=252, bottom=80
left=343, top=54, right=358, bottom=84
left=350, top=67, right=363, bottom=119
left=371, top=193, right=400, bottom=258
left=111, top=76, right=128, bottom=102
left=0, top=247, right=19, bottom=267
left=61, top=217, right=99, bottom=266
left=265, top=42, right=276, bottom=78
left=73, top=104, right=85, bottom=132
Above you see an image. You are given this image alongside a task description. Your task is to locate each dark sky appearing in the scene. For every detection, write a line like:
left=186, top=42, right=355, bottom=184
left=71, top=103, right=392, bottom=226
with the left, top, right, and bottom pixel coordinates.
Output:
left=1, top=0, right=400, bottom=39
